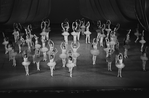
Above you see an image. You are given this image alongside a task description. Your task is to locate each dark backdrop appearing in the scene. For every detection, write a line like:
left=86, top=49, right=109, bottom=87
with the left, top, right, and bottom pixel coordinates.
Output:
left=0, top=0, right=149, bottom=31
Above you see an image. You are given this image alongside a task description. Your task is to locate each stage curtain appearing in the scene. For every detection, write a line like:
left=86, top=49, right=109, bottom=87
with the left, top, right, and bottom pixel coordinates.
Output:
left=0, top=0, right=51, bottom=25
left=79, top=0, right=149, bottom=30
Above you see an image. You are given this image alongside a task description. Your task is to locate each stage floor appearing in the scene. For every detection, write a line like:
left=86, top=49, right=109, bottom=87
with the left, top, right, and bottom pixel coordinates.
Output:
left=0, top=28, right=149, bottom=92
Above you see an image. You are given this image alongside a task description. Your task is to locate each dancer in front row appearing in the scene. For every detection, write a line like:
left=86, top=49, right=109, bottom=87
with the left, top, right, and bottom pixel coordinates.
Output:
left=66, top=50, right=76, bottom=78
left=22, top=54, right=31, bottom=76
left=106, top=49, right=114, bottom=71
left=47, top=54, right=56, bottom=77
left=115, top=53, right=125, bottom=77
left=71, top=41, right=80, bottom=66
left=59, top=42, right=68, bottom=67
left=90, top=38, right=100, bottom=65
left=140, top=47, right=148, bottom=71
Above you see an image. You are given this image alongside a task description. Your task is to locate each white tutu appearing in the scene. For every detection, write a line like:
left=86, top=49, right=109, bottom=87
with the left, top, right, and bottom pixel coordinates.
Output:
left=116, top=63, right=125, bottom=69
left=47, top=62, right=56, bottom=67
left=90, top=49, right=100, bottom=56
left=66, top=63, right=75, bottom=68
left=41, top=47, right=48, bottom=52
left=22, top=61, right=30, bottom=66
left=71, top=32, right=78, bottom=36
left=59, top=53, right=67, bottom=59
left=139, top=40, right=146, bottom=44
left=140, top=56, right=148, bottom=61
left=72, top=52, right=80, bottom=58
left=62, top=32, right=69, bottom=36
left=84, top=31, right=91, bottom=35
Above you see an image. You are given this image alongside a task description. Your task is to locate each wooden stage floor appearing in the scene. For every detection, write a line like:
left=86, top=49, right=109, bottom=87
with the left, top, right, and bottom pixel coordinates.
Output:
left=0, top=27, right=149, bottom=93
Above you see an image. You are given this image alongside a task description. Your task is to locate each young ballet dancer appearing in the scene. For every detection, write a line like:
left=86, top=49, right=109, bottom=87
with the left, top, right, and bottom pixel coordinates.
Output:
left=106, top=49, right=114, bottom=71
left=84, top=21, right=91, bottom=44
left=62, top=29, right=69, bottom=44
left=90, top=38, right=100, bottom=65
left=2, top=34, right=9, bottom=54
left=71, top=21, right=78, bottom=44
left=99, top=24, right=106, bottom=47
left=134, top=27, right=141, bottom=43
left=33, top=45, right=42, bottom=71
left=40, top=38, right=48, bottom=61
left=71, top=41, right=80, bottom=66
left=59, top=42, right=68, bottom=67
left=47, top=53, right=56, bottom=77
left=139, top=30, right=146, bottom=52
left=22, top=54, right=31, bottom=76
left=140, top=47, right=148, bottom=71
left=66, top=50, right=76, bottom=77
left=80, top=18, right=86, bottom=35
left=115, top=53, right=125, bottom=77
left=10, top=49, right=17, bottom=67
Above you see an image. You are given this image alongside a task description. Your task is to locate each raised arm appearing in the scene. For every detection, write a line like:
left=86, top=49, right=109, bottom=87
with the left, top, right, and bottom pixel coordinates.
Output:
left=41, top=21, right=44, bottom=30
left=61, top=22, right=65, bottom=31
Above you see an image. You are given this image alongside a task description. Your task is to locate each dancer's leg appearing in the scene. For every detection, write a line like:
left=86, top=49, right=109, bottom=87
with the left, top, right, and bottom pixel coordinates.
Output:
left=62, top=59, right=66, bottom=67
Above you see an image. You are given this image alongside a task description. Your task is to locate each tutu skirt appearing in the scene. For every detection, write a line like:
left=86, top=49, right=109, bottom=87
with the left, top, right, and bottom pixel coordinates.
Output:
left=72, top=52, right=80, bottom=58
left=116, top=63, right=125, bottom=69
left=59, top=53, right=67, bottom=59
left=106, top=56, right=113, bottom=62
left=139, top=40, right=146, bottom=44
left=34, top=56, right=43, bottom=62
left=66, top=63, right=75, bottom=68
left=140, top=56, right=148, bottom=61
left=47, top=62, right=56, bottom=67
left=22, top=61, right=30, bottom=66
left=90, top=49, right=100, bottom=56
left=123, top=45, right=130, bottom=49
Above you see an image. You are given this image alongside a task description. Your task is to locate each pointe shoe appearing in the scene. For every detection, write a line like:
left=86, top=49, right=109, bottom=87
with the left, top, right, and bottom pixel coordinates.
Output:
left=70, top=74, right=72, bottom=78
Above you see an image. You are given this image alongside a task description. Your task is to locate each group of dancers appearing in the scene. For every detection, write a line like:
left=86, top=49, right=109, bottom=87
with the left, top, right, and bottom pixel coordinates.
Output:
left=2, top=18, right=148, bottom=78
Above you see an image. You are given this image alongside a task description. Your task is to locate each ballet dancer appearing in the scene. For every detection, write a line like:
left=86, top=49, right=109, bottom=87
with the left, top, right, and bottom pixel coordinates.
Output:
left=71, top=22, right=78, bottom=44
left=41, top=38, right=48, bottom=61
left=62, top=30, right=69, bottom=44
left=139, top=30, right=146, bottom=52
left=47, top=54, right=56, bottom=77
left=22, top=54, right=30, bottom=76
left=2, top=35, right=9, bottom=54
left=140, top=47, right=148, bottom=71
left=96, top=20, right=102, bottom=42
left=61, top=18, right=70, bottom=32
left=12, top=25, right=20, bottom=43
left=66, top=50, right=76, bottom=77
left=59, top=42, right=68, bottom=67
left=134, top=27, right=141, bottom=43
left=7, top=44, right=13, bottom=61
left=99, top=24, right=106, bottom=47
left=106, top=49, right=114, bottom=71
left=115, top=53, right=125, bottom=77
left=90, top=38, right=100, bottom=65
left=75, top=19, right=81, bottom=41
left=105, top=20, right=111, bottom=37
left=80, top=18, right=86, bottom=35
left=33, top=45, right=42, bottom=70
left=71, top=41, right=80, bottom=66
left=84, top=21, right=91, bottom=44
left=10, top=49, right=17, bottom=67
